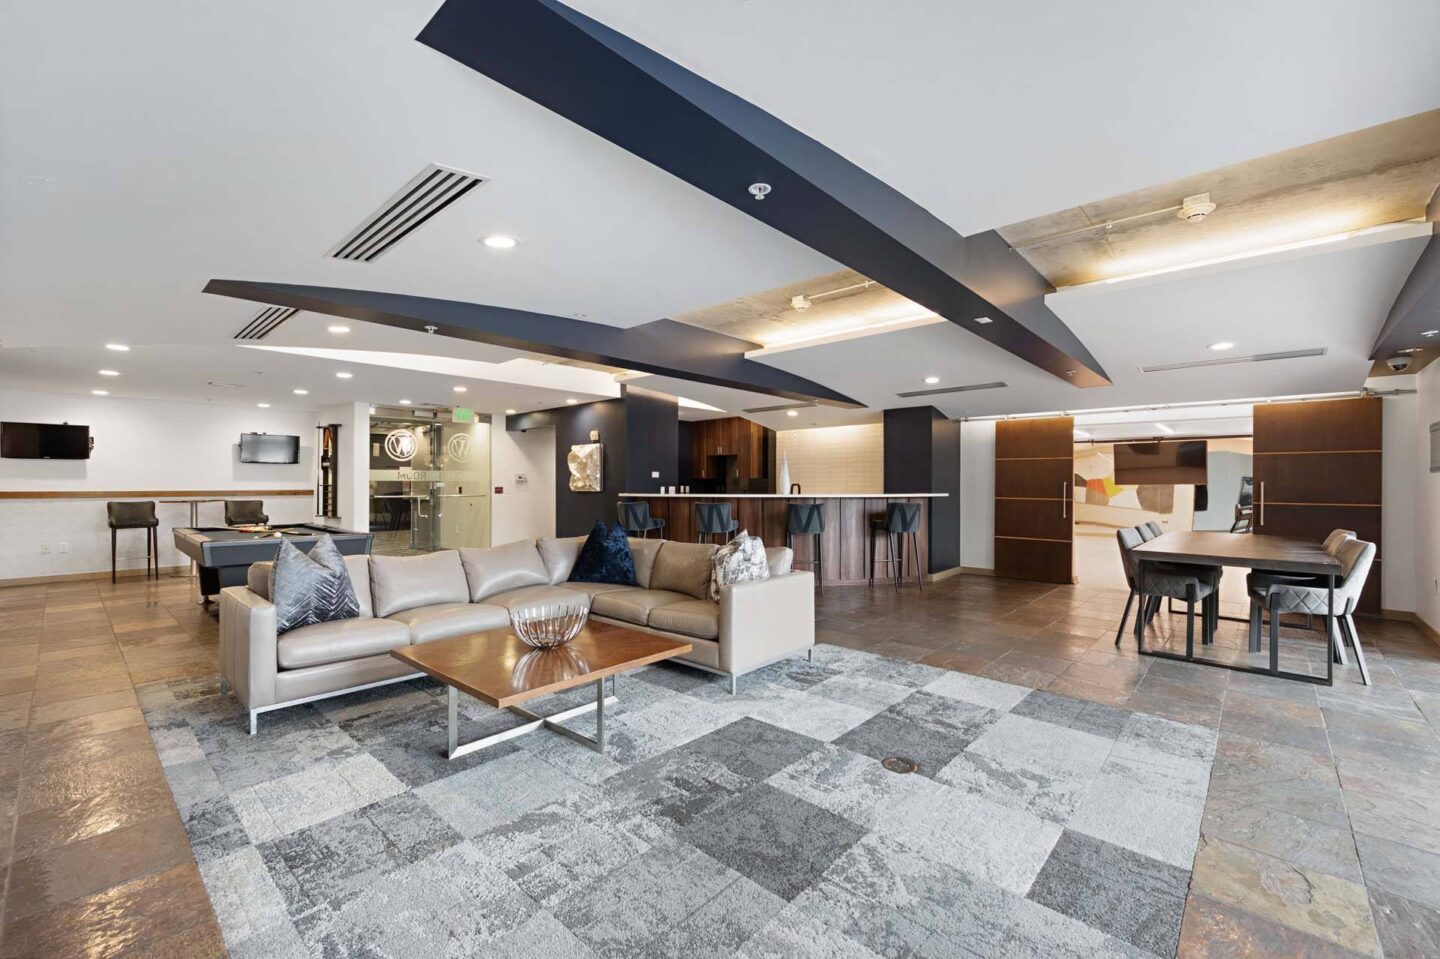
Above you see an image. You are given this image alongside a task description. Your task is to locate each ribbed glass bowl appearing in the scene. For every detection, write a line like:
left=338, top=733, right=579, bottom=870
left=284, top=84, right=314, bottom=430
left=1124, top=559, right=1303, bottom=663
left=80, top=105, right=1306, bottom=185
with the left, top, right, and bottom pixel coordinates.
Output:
left=509, top=603, right=588, bottom=649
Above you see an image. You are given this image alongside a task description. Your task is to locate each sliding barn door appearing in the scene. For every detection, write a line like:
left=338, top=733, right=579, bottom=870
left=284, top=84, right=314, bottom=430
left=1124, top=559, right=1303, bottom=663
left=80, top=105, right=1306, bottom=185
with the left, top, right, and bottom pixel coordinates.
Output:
left=1252, top=396, right=1382, bottom=613
left=995, top=417, right=1074, bottom=583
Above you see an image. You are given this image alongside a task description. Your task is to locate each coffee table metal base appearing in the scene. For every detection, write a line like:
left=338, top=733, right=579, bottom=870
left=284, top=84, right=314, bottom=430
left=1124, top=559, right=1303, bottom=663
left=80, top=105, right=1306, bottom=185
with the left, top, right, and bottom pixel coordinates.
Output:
left=445, top=679, right=616, bottom=759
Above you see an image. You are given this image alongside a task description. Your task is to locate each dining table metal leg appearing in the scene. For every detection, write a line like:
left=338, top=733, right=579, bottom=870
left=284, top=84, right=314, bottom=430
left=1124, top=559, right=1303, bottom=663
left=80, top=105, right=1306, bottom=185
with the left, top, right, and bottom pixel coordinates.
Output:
left=1325, top=574, right=1335, bottom=685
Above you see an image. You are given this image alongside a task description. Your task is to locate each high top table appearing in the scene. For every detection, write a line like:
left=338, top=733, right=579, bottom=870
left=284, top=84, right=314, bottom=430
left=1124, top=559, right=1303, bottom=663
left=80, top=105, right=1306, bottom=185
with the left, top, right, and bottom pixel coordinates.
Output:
left=1131, top=531, right=1341, bottom=685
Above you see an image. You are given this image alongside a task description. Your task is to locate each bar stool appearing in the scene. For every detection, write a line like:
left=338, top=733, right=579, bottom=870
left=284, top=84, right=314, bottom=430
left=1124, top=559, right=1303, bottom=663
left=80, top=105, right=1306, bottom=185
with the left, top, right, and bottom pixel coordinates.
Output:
left=786, top=502, right=826, bottom=593
left=617, top=501, right=666, bottom=538
left=225, top=500, right=269, bottom=526
left=869, top=502, right=923, bottom=590
left=106, top=501, right=159, bottom=584
left=694, top=502, right=739, bottom=544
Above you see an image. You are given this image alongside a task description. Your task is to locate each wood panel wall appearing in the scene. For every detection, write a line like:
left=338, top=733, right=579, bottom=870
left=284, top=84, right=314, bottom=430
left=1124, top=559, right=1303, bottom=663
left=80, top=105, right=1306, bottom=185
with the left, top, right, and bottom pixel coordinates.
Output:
left=1253, top=396, right=1382, bottom=612
left=994, top=417, right=1074, bottom=584
left=620, top=496, right=931, bottom=586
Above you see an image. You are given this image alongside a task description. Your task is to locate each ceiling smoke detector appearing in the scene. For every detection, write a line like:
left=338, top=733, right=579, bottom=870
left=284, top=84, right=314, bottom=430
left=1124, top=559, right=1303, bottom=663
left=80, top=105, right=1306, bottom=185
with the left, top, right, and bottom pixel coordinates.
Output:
left=790, top=294, right=812, bottom=312
left=1177, top=193, right=1217, bottom=223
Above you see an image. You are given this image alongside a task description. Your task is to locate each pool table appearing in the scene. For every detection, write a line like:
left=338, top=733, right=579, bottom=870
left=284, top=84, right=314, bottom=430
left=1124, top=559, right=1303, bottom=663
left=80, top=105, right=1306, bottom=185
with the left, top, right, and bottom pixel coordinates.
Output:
left=173, top=525, right=373, bottom=602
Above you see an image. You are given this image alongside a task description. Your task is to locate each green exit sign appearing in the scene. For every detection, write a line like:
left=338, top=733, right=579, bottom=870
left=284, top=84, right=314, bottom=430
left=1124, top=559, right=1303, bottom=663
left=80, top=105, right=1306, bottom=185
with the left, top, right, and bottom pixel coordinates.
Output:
left=451, top=407, right=475, bottom=423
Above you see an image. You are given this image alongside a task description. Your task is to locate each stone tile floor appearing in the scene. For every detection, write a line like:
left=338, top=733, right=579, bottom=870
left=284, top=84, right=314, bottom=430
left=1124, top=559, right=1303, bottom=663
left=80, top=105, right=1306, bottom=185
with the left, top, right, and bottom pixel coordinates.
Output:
left=0, top=570, right=1437, bottom=956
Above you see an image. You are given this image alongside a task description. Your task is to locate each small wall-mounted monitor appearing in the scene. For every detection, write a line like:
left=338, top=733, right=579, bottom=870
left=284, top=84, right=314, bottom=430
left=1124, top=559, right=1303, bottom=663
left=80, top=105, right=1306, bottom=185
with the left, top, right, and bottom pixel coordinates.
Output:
left=1114, top=439, right=1208, bottom=485
left=239, top=432, right=300, bottom=464
left=0, top=421, right=91, bottom=459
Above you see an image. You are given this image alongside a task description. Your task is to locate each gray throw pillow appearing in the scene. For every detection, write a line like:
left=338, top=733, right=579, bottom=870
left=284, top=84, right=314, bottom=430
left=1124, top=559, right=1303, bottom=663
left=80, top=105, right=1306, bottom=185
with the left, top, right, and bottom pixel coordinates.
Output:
left=710, top=530, right=770, bottom=600
left=269, top=535, right=361, bottom=634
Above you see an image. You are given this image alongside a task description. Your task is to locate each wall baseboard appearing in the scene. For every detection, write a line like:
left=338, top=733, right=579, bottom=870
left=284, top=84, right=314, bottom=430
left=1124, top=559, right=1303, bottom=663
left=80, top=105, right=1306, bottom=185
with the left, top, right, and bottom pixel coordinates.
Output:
left=0, top=566, right=190, bottom=588
left=927, top=567, right=963, bottom=583
left=959, top=566, right=996, bottom=576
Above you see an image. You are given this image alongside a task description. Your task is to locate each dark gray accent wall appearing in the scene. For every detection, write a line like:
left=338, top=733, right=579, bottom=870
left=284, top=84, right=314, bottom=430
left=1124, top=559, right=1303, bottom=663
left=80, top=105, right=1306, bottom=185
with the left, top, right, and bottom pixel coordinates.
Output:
left=883, top=407, right=961, bottom=573
left=506, top=385, right=679, bottom=536
left=677, top=420, right=694, bottom=483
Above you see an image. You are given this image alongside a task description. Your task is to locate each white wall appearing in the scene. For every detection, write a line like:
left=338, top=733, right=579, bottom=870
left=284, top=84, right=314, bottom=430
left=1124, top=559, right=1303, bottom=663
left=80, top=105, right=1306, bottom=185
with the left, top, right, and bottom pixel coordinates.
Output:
left=489, top=412, right=556, bottom=544
left=318, top=401, right=369, bottom=537
left=775, top=423, right=883, bottom=493
left=0, top=387, right=317, bottom=580
left=960, top=420, right=996, bottom=570
left=1412, top=366, right=1440, bottom=630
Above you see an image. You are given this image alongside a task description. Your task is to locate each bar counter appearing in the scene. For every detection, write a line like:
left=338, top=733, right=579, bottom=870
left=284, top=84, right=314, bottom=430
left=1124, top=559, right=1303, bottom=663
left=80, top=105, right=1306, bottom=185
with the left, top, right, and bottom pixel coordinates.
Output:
left=619, top=492, right=948, bottom=586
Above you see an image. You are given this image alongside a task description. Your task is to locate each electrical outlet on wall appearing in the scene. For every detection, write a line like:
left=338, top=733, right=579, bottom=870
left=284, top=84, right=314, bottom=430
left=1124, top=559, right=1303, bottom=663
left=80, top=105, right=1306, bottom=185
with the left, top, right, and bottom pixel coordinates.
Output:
left=39, top=543, right=50, bottom=554
left=651, top=471, right=660, bottom=478
left=58, top=542, right=69, bottom=553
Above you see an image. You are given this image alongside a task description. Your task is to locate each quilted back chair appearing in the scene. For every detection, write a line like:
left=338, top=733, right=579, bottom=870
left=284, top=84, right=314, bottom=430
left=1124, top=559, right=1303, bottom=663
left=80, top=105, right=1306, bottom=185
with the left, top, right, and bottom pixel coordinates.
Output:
left=1144, top=521, right=1163, bottom=538
left=1116, top=527, right=1144, bottom=589
left=226, top=500, right=269, bottom=526
left=1334, top=538, right=1376, bottom=614
left=693, top=502, right=739, bottom=544
left=1324, top=529, right=1356, bottom=554
left=1137, top=524, right=1158, bottom=542
left=617, top=501, right=665, bottom=538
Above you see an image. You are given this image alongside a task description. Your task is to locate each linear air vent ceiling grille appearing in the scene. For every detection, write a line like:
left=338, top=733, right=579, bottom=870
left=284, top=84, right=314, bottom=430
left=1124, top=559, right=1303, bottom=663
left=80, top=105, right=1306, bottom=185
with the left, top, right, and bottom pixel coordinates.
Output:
left=234, top=307, right=298, bottom=340
left=895, top=381, right=1007, bottom=398
left=743, top=402, right=816, bottom=414
left=329, top=164, right=485, bottom=262
left=1139, top=349, right=1326, bottom=374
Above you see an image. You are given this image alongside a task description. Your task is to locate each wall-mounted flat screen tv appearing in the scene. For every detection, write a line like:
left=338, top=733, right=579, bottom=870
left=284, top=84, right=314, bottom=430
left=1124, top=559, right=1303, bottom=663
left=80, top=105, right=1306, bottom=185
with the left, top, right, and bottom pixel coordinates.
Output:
left=239, top=433, right=300, bottom=464
left=1114, top=439, right=1208, bottom=486
left=0, top=422, right=91, bottom=459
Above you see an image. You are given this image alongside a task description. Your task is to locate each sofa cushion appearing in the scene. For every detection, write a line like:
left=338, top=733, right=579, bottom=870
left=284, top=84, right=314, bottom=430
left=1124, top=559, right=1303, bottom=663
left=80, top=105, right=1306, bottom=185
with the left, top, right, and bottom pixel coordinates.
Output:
left=369, top=551, right=469, bottom=618
left=537, top=537, right=584, bottom=585
left=562, top=581, right=633, bottom=600
left=569, top=522, right=637, bottom=586
left=709, top=531, right=770, bottom=601
left=591, top=589, right=691, bottom=626
left=276, top=616, right=411, bottom=670
left=485, top=584, right=591, bottom=612
left=248, top=555, right=373, bottom=616
left=459, top=540, right=549, bottom=602
left=629, top=537, right=663, bottom=589
left=765, top=546, right=793, bottom=577
left=385, top=602, right=509, bottom=645
left=648, top=599, right=720, bottom=640
left=650, top=542, right=718, bottom=601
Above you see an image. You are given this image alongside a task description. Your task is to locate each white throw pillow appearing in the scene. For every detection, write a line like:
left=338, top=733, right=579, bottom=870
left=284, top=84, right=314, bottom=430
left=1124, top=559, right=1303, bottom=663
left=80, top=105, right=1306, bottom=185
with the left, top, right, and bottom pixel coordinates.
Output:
left=710, top=530, right=770, bottom=600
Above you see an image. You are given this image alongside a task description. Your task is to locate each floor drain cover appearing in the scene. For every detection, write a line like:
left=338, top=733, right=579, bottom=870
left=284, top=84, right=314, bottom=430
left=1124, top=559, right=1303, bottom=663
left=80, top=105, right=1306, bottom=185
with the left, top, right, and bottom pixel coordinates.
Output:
left=881, top=756, right=920, bottom=775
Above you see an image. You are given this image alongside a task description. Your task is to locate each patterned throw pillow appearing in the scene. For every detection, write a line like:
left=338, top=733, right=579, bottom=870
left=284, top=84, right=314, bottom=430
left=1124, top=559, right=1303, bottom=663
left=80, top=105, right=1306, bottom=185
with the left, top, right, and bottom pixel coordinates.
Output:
left=568, top=521, right=638, bottom=586
left=710, top=530, right=770, bottom=601
left=269, top=535, right=361, bottom=634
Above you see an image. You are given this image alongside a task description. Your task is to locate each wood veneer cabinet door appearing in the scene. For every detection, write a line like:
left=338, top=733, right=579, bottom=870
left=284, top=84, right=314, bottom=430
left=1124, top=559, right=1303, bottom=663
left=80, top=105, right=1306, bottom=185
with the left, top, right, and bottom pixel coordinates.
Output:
left=994, top=417, right=1074, bottom=584
left=1252, top=397, right=1382, bottom=612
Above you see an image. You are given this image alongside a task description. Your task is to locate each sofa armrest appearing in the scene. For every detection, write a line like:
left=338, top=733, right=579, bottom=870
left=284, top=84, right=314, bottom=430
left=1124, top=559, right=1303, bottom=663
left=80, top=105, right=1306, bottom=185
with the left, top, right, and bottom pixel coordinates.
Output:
left=719, top=571, right=815, bottom=675
left=219, top=586, right=279, bottom=710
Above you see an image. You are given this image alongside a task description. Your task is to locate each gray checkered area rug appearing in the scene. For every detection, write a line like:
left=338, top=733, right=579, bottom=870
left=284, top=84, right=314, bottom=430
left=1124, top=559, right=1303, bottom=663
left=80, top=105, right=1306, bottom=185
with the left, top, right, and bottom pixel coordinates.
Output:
left=139, top=645, right=1217, bottom=958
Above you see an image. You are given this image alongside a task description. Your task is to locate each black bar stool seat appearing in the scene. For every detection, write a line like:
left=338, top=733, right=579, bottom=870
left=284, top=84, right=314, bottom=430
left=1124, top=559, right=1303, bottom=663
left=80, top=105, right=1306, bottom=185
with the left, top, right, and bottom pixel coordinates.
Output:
left=617, top=501, right=666, bottom=538
left=869, top=501, right=923, bottom=590
left=786, top=502, right=826, bottom=592
left=106, top=501, right=159, bottom=584
left=694, top=502, right=739, bottom=544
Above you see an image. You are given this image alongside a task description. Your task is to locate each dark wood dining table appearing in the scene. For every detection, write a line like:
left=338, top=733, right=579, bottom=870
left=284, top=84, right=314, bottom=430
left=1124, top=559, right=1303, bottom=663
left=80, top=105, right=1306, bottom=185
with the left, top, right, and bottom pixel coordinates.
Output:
left=1131, top=531, right=1342, bottom=685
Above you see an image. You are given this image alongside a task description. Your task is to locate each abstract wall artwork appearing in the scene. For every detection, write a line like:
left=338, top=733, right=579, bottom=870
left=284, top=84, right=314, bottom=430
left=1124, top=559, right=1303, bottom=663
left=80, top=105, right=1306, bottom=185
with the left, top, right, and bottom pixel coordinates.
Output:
left=567, top=443, right=603, bottom=492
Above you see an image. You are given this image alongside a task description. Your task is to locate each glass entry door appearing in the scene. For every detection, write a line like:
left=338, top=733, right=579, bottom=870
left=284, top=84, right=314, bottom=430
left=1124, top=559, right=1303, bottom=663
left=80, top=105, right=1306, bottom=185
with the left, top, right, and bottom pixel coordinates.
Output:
left=368, top=415, right=491, bottom=554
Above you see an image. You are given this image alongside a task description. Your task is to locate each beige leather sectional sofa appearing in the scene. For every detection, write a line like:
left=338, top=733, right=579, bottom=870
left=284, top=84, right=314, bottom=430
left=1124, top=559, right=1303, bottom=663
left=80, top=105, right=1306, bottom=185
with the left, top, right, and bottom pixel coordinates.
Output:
left=219, top=536, right=814, bottom=732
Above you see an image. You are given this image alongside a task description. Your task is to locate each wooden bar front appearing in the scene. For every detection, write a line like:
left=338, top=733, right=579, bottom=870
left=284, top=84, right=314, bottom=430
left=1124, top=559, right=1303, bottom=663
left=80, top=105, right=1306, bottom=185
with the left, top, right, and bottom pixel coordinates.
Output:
left=620, top=495, right=934, bottom=586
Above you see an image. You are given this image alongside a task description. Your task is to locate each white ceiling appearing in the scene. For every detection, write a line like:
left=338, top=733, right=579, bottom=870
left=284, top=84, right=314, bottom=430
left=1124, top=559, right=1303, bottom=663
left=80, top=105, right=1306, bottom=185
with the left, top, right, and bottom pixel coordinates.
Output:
left=2, top=1, right=1436, bottom=420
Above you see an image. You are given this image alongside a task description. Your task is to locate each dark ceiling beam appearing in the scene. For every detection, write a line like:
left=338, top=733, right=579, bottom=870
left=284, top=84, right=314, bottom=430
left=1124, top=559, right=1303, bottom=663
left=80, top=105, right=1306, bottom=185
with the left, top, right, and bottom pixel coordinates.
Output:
left=416, top=0, right=1110, bottom=387
left=1370, top=187, right=1440, bottom=361
left=202, top=280, right=862, bottom=407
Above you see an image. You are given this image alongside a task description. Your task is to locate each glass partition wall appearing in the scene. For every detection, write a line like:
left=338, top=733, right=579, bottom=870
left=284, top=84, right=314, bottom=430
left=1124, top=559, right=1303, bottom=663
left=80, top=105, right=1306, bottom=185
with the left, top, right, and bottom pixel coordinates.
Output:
left=368, top=412, right=492, bottom=555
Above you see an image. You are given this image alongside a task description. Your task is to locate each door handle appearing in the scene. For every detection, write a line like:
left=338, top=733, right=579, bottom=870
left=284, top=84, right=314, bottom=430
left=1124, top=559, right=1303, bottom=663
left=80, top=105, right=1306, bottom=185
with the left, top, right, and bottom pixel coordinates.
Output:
left=1259, top=481, right=1264, bottom=527
left=1062, top=482, right=1068, bottom=519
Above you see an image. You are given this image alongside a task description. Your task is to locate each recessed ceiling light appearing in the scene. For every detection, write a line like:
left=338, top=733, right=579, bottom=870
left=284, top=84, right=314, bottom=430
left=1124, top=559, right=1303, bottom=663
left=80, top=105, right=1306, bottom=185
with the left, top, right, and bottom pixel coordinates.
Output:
left=505, top=409, right=517, bottom=415
left=335, top=371, right=353, bottom=379
left=1073, top=429, right=1092, bottom=439
left=257, top=403, right=271, bottom=408
left=482, top=235, right=518, bottom=250
left=1208, top=341, right=1235, bottom=351
left=924, top=376, right=940, bottom=385
left=1424, top=330, right=1439, bottom=338
left=1398, top=347, right=1423, bottom=354
left=453, top=386, right=467, bottom=393
left=399, top=399, right=412, bottom=405
left=327, top=324, right=351, bottom=334
left=91, top=389, right=108, bottom=396
left=105, top=343, right=130, bottom=352
left=1155, top=422, right=1175, bottom=435
left=293, top=388, right=308, bottom=395
left=565, top=398, right=578, bottom=405
left=97, top=369, right=120, bottom=376
left=786, top=410, right=799, bottom=417
left=975, top=317, right=993, bottom=325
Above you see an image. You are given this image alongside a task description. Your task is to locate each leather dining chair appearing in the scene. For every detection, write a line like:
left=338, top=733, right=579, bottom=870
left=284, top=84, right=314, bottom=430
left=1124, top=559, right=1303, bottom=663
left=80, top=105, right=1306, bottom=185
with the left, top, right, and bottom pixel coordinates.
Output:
left=106, top=501, right=159, bottom=583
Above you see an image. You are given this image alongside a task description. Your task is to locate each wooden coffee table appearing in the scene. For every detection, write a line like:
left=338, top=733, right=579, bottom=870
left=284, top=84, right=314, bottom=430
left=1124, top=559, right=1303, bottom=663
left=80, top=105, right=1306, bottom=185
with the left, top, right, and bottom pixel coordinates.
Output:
left=391, top=621, right=692, bottom=759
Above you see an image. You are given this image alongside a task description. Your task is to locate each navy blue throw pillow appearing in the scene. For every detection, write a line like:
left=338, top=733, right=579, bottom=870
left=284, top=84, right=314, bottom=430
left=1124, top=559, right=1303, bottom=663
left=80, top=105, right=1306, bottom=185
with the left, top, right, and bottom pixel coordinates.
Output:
left=569, top=521, right=638, bottom=585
